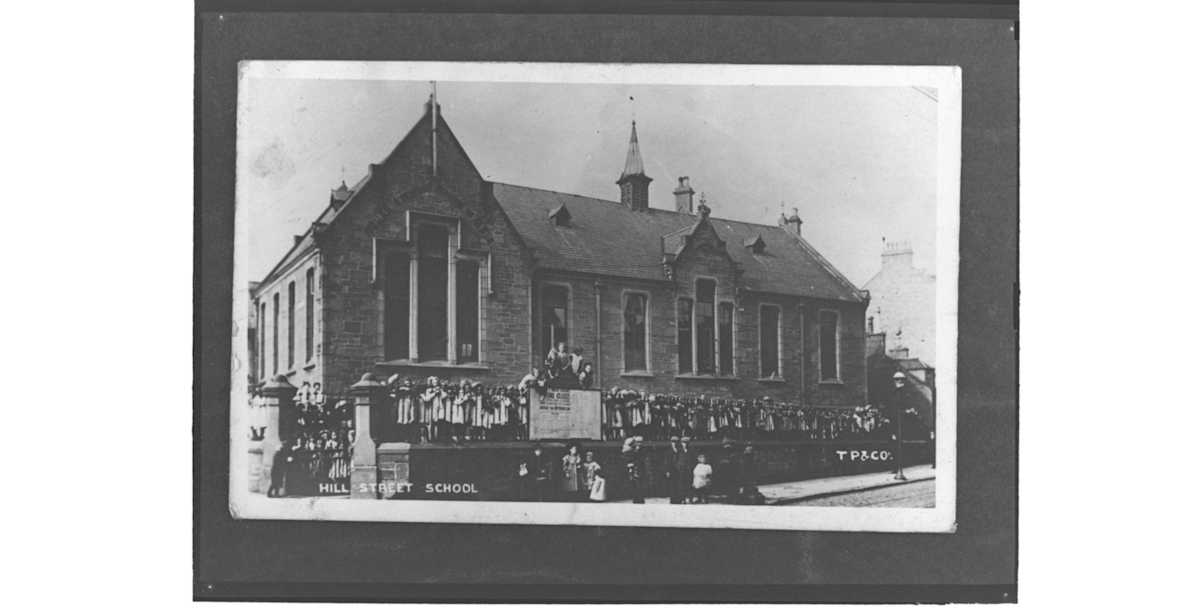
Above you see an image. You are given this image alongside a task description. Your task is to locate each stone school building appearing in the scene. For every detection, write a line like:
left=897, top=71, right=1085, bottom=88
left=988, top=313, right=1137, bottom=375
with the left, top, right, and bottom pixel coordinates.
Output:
left=250, top=99, right=870, bottom=408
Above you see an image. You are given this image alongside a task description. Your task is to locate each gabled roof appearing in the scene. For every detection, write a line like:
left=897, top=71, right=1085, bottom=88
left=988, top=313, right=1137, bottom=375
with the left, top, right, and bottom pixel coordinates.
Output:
left=491, top=183, right=864, bottom=301
left=662, top=224, right=695, bottom=260
left=256, top=106, right=862, bottom=304
left=742, top=234, right=767, bottom=249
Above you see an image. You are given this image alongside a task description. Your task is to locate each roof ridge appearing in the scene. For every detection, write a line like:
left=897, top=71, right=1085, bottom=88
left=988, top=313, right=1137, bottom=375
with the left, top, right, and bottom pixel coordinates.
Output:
left=492, top=182, right=804, bottom=232
left=782, top=228, right=865, bottom=299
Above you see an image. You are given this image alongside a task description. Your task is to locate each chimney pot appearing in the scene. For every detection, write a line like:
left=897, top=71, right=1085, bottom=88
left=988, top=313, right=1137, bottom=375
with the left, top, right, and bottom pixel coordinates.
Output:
left=783, top=209, right=803, bottom=235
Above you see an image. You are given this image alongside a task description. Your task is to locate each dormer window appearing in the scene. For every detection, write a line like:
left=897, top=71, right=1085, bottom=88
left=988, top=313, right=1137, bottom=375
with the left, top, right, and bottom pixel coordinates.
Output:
left=744, top=234, right=766, bottom=255
left=548, top=204, right=572, bottom=228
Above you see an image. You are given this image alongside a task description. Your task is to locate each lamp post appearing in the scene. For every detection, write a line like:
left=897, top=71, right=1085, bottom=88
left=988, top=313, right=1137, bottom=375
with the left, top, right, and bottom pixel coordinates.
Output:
left=892, top=370, right=907, bottom=481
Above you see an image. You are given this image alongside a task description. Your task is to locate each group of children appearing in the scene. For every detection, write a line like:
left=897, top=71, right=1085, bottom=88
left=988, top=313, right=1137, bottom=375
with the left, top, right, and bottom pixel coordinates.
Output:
left=385, top=376, right=533, bottom=444
left=535, top=342, right=596, bottom=389
left=252, top=371, right=914, bottom=453
left=598, top=392, right=898, bottom=443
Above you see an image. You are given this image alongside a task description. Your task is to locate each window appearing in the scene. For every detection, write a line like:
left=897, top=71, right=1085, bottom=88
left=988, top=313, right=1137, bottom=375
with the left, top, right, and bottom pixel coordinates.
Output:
left=287, top=282, right=296, bottom=369
left=623, top=293, right=647, bottom=371
left=820, top=310, right=840, bottom=381
left=541, top=285, right=568, bottom=359
left=719, top=303, right=734, bottom=374
left=381, top=222, right=487, bottom=364
left=416, top=225, right=449, bottom=361
left=305, top=269, right=314, bottom=361
left=456, top=259, right=479, bottom=362
left=384, top=251, right=411, bottom=360
left=760, top=305, right=780, bottom=378
left=677, top=299, right=693, bottom=374
left=272, top=293, right=279, bottom=374
left=259, top=302, right=266, bottom=380
left=695, top=280, right=715, bottom=374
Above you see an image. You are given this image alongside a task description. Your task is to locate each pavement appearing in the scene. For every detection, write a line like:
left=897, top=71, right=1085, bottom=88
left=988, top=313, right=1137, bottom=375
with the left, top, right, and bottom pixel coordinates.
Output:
left=614, top=464, right=936, bottom=505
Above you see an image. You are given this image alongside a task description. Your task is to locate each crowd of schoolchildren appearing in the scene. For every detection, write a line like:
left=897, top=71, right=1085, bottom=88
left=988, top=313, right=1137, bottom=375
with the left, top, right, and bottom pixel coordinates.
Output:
left=516, top=435, right=766, bottom=505
left=250, top=382, right=354, bottom=498
left=251, top=372, right=906, bottom=449
left=249, top=342, right=919, bottom=499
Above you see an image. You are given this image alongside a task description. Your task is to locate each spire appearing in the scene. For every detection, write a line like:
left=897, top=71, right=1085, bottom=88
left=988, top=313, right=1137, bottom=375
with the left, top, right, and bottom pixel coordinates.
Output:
left=620, top=120, right=646, bottom=179
left=616, top=120, right=652, bottom=209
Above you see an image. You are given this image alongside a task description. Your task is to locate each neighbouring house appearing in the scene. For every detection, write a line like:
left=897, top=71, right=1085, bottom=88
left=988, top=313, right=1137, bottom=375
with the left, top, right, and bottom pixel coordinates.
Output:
left=862, top=241, right=937, bottom=368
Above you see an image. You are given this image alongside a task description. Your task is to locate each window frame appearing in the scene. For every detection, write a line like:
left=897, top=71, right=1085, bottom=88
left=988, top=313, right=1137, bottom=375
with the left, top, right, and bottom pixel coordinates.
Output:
left=676, top=297, right=693, bottom=374
left=694, top=278, right=717, bottom=375
left=818, top=308, right=842, bottom=383
left=259, top=301, right=267, bottom=380
left=455, top=256, right=481, bottom=363
left=305, top=268, right=315, bottom=363
left=758, top=303, right=783, bottom=380
left=272, top=292, right=279, bottom=375
left=287, top=281, right=296, bottom=370
left=539, top=282, right=572, bottom=362
left=621, top=290, right=651, bottom=374
left=718, top=301, right=735, bottom=376
left=375, top=218, right=489, bottom=366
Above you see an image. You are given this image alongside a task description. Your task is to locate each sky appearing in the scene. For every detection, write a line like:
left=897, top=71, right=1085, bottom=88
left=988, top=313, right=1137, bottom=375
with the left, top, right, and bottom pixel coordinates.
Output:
left=241, top=79, right=939, bottom=287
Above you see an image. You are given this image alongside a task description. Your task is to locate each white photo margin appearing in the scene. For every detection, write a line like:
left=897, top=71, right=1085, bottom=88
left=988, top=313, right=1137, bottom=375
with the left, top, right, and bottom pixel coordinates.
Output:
left=229, top=61, right=961, bottom=533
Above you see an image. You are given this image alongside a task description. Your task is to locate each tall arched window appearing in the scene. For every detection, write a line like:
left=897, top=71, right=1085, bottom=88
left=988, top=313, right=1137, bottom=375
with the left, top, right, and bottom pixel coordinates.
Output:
left=416, top=225, right=449, bottom=361
left=623, top=293, right=648, bottom=371
left=272, top=293, right=279, bottom=374
left=380, top=221, right=487, bottom=364
left=695, top=280, right=716, bottom=374
left=820, top=310, right=840, bottom=381
left=305, top=269, right=314, bottom=362
left=677, top=298, right=693, bottom=374
left=287, top=282, right=296, bottom=369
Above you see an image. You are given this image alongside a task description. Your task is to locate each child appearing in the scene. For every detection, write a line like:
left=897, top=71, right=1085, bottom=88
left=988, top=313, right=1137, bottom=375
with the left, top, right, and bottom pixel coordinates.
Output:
left=692, top=454, right=713, bottom=504
left=585, top=451, right=606, bottom=502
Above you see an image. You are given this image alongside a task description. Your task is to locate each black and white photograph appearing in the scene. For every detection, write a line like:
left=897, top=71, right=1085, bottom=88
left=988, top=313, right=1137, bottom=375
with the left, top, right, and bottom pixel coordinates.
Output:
left=229, top=61, right=959, bottom=532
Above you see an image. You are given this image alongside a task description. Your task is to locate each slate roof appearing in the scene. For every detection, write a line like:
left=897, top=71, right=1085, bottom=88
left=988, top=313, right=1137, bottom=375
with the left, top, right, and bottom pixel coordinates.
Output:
left=491, top=183, right=864, bottom=302
left=896, top=358, right=933, bottom=371
left=258, top=173, right=369, bottom=290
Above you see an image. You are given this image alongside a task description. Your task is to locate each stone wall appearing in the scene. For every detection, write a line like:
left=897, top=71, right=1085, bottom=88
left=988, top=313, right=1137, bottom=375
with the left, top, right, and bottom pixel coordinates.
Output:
left=532, top=271, right=868, bottom=404
left=252, top=250, right=323, bottom=391
left=318, top=109, right=533, bottom=396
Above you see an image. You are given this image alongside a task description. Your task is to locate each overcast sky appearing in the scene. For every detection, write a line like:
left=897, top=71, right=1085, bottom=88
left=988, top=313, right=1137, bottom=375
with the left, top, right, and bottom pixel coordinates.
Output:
left=242, top=79, right=938, bottom=287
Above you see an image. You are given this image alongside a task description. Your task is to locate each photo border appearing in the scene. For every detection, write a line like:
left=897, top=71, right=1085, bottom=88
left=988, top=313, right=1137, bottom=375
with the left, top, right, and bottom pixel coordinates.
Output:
left=229, top=61, right=961, bottom=533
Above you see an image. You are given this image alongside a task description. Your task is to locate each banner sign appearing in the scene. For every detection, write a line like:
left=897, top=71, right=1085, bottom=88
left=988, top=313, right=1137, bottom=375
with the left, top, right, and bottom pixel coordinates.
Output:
left=529, top=389, right=601, bottom=440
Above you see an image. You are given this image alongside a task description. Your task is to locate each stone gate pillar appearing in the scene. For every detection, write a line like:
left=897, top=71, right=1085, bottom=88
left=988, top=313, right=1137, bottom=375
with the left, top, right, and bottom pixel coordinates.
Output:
left=258, top=374, right=296, bottom=494
left=350, top=372, right=384, bottom=499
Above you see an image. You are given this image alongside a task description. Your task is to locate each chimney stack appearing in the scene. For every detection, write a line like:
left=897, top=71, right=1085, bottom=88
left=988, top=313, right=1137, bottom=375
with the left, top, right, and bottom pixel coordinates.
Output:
left=882, top=241, right=914, bottom=270
left=673, top=177, right=695, bottom=214
left=779, top=207, right=803, bottom=235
